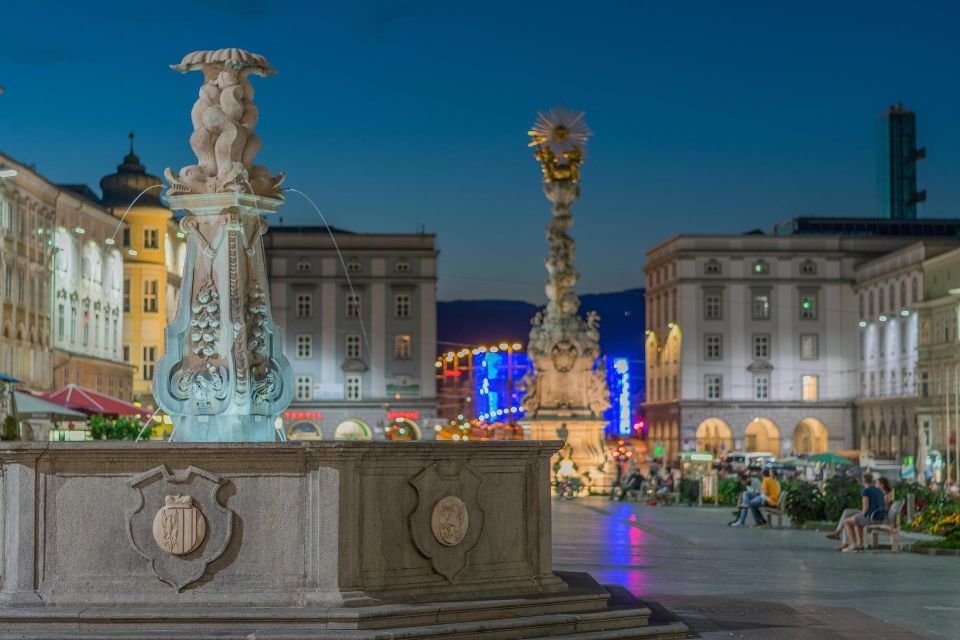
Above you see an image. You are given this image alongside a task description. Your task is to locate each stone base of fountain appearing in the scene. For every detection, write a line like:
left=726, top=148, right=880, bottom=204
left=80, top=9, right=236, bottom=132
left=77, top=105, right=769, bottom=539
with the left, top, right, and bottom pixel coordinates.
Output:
left=0, top=441, right=685, bottom=639
left=526, top=416, right=617, bottom=491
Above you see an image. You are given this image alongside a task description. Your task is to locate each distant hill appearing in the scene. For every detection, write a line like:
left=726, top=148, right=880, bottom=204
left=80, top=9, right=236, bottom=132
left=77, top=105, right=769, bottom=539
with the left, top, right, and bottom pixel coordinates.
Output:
left=437, top=288, right=646, bottom=360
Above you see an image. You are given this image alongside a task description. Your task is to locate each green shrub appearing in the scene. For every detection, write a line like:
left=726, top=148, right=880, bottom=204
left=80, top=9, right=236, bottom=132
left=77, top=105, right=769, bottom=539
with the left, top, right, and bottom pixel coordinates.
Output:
left=784, top=481, right=825, bottom=525
left=821, top=475, right=861, bottom=521
left=1, top=415, right=18, bottom=441
left=718, top=478, right=741, bottom=506
left=90, top=415, right=151, bottom=440
left=678, top=478, right=699, bottom=504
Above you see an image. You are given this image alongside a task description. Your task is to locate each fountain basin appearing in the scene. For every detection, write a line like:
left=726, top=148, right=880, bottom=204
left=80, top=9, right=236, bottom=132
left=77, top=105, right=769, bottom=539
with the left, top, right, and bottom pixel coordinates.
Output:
left=0, top=441, right=563, bottom=608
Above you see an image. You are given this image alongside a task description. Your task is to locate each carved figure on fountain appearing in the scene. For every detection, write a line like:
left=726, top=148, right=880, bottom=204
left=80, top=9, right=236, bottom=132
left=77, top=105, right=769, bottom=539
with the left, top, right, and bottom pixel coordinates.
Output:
left=164, top=49, right=284, bottom=198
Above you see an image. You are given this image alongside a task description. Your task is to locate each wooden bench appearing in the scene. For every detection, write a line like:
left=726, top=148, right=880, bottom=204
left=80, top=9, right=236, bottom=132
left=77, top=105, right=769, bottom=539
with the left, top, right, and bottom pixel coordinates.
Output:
left=761, top=491, right=789, bottom=528
left=865, top=499, right=903, bottom=553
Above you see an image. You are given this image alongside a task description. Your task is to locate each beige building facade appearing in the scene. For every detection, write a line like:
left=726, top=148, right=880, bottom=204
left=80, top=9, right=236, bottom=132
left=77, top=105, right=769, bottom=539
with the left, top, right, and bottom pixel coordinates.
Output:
left=0, top=153, right=57, bottom=391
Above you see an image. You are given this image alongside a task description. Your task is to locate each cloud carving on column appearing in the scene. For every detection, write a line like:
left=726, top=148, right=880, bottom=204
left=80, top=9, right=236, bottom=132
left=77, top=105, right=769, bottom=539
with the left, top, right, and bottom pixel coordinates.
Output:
left=164, top=48, right=284, bottom=198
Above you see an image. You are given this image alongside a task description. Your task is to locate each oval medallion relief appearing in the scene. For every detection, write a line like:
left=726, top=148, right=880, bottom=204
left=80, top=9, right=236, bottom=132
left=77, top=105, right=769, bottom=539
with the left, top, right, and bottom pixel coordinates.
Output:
left=431, top=496, right=469, bottom=546
left=152, top=495, right=207, bottom=556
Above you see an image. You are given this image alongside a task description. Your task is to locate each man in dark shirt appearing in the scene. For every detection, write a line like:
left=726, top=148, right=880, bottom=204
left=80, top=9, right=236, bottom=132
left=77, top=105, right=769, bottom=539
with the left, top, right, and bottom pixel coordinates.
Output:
left=842, top=472, right=886, bottom=551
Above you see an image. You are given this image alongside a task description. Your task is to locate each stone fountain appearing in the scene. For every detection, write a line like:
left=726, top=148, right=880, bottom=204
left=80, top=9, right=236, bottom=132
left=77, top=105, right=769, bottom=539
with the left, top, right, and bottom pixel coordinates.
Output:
left=0, top=50, right=685, bottom=639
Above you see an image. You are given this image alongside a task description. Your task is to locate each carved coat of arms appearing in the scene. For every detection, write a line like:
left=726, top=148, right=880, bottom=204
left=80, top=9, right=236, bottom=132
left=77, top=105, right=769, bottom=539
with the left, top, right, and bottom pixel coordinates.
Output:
left=550, top=339, right=578, bottom=373
left=153, top=495, right=207, bottom=556
left=431, top=496, right=469, bottom=547
left=127, top=466, right=234, bottom=591
left=409, top=463, right=484, bottom=582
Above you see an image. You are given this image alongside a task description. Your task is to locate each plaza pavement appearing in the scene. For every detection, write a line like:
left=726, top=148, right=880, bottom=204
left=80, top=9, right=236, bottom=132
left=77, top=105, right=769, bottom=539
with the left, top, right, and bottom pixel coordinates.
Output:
left=552, top=497, right=960, bottom=639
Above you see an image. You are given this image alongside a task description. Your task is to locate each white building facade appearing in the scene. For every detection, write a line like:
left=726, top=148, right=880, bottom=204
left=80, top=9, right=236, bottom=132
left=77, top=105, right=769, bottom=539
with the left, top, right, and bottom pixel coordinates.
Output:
left=854, top=242, right=956, bottom=461
left=264, top=228, right=438, bottom=441
left=643, top=234, right=927, bottom=460
left=51, top=186, right=133, bottom=399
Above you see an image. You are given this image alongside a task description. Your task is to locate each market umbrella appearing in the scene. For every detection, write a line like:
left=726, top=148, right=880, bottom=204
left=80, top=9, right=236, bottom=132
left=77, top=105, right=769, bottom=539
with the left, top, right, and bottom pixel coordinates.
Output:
left=13, top=391, right=86, bottom=419
left=41, top=384, right=149, bottom=417
left=806, top=452, right=854, bottom=466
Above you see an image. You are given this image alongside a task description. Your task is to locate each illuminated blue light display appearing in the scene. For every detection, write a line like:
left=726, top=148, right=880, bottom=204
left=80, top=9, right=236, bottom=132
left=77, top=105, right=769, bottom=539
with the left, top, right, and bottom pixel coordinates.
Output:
left=473, top=351, right=632, bottom=435
left=473, top=351, right=532, bottom=423
left=606, top=357, right=632, bottom=436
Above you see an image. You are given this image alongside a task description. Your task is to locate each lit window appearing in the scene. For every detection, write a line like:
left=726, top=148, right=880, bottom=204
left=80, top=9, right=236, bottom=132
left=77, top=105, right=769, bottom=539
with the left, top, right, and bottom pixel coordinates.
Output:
left=296, top=334, right=312, bottom=359
left=800, top=334, right=818, bottom=360
left=753, top=334, right=770, bottom=359
left=394, top=293, right=411, bottom=319
left=752, top=293, right=770, bottom=320
left=346, top=333, right=362, bottom=359
left=704, top=292, right=722, bottom=321
left=799, top=293, right=818, bottom=320
left=395, top=334, right=412, bottom=360
left=753, top=260, right=769, bottom=275
left=345, top=374, right=362, bottom=401
left=346, top=293, right=361, bottom=318
left=705, top=375, right=722, bottom=400
left=754, top=374, right=769, bottom=400
left=296, top=293, right=312, bottom=318
left=295, top=375, right=312, bottom=401
left=705, top=334, right=722, bottom=360
left=143, top=228, right=159, bottom=249
left=801, top=375, right=818, bottom=401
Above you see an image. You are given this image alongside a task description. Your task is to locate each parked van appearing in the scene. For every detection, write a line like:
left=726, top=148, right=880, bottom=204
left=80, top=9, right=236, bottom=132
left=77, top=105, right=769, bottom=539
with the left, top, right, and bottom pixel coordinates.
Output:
left=723, top=451, right=776, bottom=472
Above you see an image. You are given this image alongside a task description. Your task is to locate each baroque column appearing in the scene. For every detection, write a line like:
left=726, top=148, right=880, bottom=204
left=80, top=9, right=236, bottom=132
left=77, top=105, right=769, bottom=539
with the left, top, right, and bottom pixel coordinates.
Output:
left=521, top=107, right=611, bottom=485
left=155, top=49, right=293, bottom=441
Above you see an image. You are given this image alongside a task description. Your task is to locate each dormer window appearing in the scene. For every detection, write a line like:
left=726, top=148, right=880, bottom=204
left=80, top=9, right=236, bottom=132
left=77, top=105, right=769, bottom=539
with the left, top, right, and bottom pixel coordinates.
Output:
left=704, top=259, right=721, bottom=275
left=800, top=260, right=817, bottom=275
left=753, top=260, right=769, bottom=275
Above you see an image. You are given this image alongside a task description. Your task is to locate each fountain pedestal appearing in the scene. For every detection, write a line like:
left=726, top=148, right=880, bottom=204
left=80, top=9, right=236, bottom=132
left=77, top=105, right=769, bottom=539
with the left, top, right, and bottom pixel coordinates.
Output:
left=155, top=192, right=292, bottom=442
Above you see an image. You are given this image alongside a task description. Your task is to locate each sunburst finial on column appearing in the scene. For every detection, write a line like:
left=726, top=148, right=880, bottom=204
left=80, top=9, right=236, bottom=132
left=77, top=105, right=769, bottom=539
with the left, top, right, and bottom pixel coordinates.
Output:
left=527, top=107, right=591, bottom=183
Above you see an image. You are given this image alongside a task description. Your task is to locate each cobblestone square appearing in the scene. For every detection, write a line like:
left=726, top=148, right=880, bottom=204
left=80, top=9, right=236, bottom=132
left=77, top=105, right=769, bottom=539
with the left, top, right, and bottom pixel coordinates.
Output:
left=553, top=497, right=960, bottom=639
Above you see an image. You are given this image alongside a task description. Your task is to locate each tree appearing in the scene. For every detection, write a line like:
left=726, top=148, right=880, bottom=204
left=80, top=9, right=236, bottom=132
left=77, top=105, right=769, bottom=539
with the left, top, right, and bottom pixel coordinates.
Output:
left=1, top=415, right=19, bottom=441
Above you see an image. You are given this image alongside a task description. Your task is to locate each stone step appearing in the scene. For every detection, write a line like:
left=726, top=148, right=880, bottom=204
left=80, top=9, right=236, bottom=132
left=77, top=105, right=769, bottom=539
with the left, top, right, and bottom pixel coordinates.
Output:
left=0, top=612, right=686, bottom=640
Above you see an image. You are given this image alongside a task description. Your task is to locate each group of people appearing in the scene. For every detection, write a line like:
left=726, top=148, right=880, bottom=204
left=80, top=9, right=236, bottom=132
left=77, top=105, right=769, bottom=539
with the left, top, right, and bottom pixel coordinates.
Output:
left=824, top=472, right=893, bottom=552
left=610, top=458, right=677, bottom=504
left=729, top=468, right=781, bottom=527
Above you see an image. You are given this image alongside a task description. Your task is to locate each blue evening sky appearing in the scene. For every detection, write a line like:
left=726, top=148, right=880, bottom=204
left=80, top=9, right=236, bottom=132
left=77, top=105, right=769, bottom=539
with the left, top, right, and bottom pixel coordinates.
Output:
left=2, top=1, right=959, bottom=301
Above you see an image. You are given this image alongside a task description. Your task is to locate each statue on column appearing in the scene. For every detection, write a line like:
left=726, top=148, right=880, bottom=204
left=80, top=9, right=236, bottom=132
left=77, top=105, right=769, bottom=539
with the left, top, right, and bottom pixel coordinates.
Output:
left=522, top=107, right=611, bottom=485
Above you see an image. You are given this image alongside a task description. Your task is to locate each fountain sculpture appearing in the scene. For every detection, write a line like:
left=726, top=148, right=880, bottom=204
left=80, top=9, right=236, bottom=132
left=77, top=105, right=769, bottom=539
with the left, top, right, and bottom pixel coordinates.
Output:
left=156, top=48, right=292, bottom=441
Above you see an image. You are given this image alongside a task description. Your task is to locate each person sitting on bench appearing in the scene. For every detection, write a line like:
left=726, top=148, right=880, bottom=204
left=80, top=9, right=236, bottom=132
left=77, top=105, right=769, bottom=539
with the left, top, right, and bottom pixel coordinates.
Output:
left=731, top=468, right=779, bottom=527
left=840, top=472, right=887, bottom=552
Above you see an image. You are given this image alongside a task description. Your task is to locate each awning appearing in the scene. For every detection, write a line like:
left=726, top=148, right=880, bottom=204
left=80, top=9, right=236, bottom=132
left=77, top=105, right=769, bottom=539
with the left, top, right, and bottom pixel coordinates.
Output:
left=40, top=384, right=149, bottom=417
left=13, top=391, right=87, bottom=419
